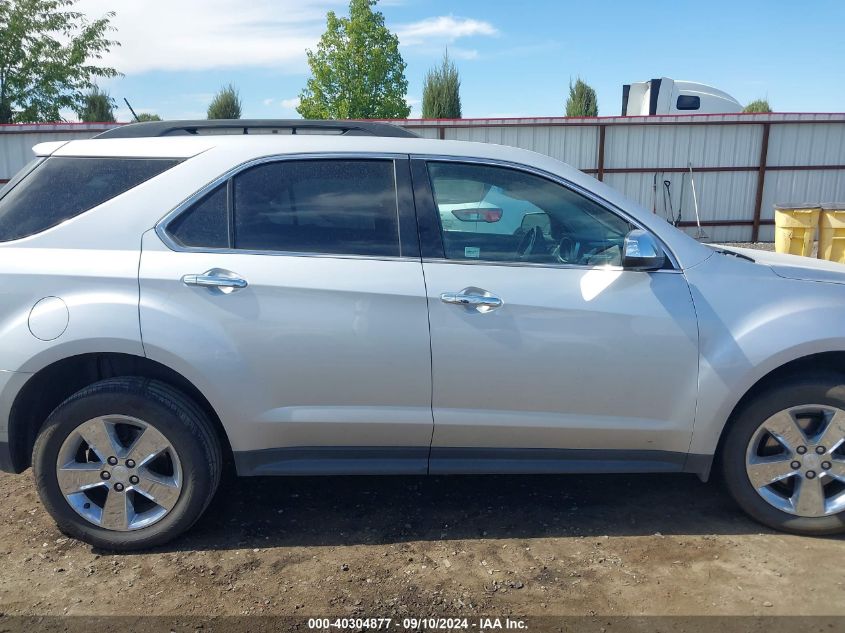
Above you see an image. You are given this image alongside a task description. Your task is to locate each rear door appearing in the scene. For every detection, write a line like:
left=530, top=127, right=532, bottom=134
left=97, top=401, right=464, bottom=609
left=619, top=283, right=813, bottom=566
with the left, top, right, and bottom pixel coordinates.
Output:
left=139, top=156, right=434, bottom=475
left=412, top=158, right=700, bottom=474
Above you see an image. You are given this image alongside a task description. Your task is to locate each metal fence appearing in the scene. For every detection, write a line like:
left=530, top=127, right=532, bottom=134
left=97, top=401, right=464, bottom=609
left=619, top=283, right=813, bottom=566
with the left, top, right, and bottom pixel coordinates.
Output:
left=3, top=114, right=845, bottom=242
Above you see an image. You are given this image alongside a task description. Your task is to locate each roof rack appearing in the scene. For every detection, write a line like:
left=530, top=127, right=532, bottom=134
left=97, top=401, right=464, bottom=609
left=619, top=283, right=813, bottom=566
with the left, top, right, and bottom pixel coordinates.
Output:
left=94, top=119, right=418, bottom=139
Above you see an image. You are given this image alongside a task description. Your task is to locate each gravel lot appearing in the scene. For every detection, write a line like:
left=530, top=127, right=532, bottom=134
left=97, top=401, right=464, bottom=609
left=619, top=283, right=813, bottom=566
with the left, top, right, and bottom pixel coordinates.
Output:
left=1, top=242, right=842, bottom=626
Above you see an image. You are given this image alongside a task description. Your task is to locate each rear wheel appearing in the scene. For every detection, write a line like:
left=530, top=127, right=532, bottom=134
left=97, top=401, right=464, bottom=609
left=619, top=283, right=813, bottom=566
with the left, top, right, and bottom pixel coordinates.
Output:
left=32, top=377, right=222, bottom=550
left=722, top=373, right=845, bottom=535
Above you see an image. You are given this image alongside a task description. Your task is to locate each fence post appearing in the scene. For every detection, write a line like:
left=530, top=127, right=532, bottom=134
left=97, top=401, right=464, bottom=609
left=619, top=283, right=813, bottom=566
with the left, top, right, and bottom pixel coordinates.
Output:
left=751, top=122, right=771, bottom=242
left=597, top=124, right=606, bottom=182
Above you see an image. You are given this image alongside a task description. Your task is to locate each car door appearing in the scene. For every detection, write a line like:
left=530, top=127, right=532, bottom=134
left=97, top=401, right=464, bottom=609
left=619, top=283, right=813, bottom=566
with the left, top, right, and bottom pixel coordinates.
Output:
left=139, top=156, right=433, bottom=475
left=411, top=158, right=700, bottom=474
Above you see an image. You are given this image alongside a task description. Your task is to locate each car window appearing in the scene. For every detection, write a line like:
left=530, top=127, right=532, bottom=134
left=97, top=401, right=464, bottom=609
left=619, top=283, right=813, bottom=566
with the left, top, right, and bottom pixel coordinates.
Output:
left=166, top=183, right=229, bottom=249
left=0, top=157, right=179, bottom=242
left=232, top=159, right=399, bottom=256
left=427, top=162, right=633, bottom=266
left=676, top=95, right=701, bottom=110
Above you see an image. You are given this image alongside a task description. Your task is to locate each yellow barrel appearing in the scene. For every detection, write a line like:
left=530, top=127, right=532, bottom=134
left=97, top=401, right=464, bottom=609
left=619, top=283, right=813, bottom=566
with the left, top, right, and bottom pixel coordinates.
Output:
left=818, top=203, right=845, bottom=263
left=774, top=203, right=820, bottom=257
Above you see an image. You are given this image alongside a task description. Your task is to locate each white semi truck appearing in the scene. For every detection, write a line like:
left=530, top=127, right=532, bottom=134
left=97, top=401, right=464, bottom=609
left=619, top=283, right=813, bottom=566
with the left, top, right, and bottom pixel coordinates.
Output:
left=622, top=78, right=743, bottom=115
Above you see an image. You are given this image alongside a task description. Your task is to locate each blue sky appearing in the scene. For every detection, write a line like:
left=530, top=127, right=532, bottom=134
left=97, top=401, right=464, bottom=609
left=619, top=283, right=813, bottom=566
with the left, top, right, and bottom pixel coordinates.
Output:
left=77, top=0, right=845, bottom=121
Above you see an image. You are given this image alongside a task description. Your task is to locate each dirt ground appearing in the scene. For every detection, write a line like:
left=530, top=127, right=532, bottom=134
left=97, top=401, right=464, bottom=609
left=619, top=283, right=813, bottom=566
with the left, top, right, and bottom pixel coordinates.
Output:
left=1, top=241, right=843, bottom=627
left=0, top=469, right=843, bottom=621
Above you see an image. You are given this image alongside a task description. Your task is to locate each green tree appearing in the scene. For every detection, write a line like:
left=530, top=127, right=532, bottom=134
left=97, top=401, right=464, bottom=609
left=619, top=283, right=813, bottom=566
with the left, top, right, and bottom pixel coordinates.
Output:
left=135, top=112, right=161, bottom=121
left=0, top=0, right=119, bottom=123
left=77, top=85, right=114, bottom=122
left=743, top=99, right=772, bottom=113
left=297, top=0, right=410, bottom=119
left=422, top=51, right=461, bottom=119
left=207, top=84, right=242, bottom=119
left=565, top=78, right=598, bottom=117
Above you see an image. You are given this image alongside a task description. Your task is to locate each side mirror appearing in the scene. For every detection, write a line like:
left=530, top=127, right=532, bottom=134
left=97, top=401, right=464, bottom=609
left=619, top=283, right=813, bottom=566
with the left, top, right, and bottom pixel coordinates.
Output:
left=622, top=229, right=665, bottom=271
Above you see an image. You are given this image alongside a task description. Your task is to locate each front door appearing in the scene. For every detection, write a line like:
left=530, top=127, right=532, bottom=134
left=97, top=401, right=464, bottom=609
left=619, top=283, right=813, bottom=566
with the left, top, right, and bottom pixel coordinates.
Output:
left=140, top=157, right=433, bottom=475
left=413, top=159, right=700, bottom=474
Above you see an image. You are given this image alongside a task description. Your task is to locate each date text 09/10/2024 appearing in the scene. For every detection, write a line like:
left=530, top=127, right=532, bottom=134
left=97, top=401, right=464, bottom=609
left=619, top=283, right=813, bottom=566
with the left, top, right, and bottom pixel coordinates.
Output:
left=307, top=617, right=528, bottom=630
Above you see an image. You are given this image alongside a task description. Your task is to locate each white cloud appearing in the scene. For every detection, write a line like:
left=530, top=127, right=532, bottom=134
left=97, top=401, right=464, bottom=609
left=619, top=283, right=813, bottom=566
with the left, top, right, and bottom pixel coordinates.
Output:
left=73, top=2, right=497, bottom=75
left=396, top=15, right=498, bottom=46
left=262, top=98, right=276, bottom=106
left=449, top=48, right=479, bottom=60
left=74, top=0, right=346, bottom=74
left=281, top=97, right=301, bottom=109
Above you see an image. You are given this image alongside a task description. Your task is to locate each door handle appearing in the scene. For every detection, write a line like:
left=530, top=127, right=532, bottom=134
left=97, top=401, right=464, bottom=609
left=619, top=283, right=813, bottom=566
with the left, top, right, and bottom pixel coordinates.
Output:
left=182, top=269, right=248, bottom=293
left=440, top=288, right=503, bottom=312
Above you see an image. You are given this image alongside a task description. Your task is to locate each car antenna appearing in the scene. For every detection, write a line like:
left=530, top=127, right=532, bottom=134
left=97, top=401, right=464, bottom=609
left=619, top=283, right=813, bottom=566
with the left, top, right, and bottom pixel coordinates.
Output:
left=123, top=97, right=140, bottom=122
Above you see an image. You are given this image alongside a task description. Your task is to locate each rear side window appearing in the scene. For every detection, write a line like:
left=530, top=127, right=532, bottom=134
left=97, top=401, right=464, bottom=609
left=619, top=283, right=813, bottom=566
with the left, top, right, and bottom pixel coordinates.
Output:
left=233, top=160, right=399, bottom=256
left=167, top=183, right=228, bottom=249
left=0, top=157, right=179, bottom=242
left=165, top=159, right=401, bottom=257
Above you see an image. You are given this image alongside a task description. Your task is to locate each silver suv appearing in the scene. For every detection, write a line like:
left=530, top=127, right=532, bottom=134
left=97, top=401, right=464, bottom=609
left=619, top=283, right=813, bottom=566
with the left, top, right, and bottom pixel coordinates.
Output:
left=1, top=120, right=845, bottom=550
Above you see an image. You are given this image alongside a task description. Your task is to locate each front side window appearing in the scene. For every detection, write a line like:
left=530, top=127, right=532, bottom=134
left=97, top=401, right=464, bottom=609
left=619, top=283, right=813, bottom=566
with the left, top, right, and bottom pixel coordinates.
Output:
left=427, top=162, right=633, bottom=266
left=233, top=159, right=399, bottom=256
left=0, top=157, right=179, bottom=242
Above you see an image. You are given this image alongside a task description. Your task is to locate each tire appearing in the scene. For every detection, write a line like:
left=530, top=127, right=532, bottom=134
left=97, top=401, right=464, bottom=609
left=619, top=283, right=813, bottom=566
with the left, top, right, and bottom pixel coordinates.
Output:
left=721, top=371, right=845, bottom=536
left=32, top=377, right=222, bottom=550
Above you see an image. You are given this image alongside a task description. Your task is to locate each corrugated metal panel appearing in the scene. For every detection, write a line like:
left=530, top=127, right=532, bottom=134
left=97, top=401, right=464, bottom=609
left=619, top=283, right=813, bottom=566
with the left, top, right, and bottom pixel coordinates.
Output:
left=762, top=169, right=845, bottom=216
left=603, top=171, right=759, bottom=242
left=604, top=124, right=762, bottom=169
left=604, top=171, right=757, bottom=222
left=412, top=127, right=440, bottom=139
left=767, top=123, right=845, bottom=167
left=444, top=125, right=598, bottom=170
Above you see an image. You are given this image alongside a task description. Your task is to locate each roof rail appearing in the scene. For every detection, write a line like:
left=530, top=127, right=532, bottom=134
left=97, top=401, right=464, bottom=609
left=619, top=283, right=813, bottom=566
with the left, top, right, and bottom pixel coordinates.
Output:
left=94, top=119, right=418, bottom=139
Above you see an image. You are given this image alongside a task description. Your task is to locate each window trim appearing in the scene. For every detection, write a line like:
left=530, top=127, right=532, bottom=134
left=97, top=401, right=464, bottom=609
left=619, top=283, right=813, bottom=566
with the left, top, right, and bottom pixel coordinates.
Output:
left=157, top=152, right=414, bottom=261
left=411, top=155, right=680, bottom=272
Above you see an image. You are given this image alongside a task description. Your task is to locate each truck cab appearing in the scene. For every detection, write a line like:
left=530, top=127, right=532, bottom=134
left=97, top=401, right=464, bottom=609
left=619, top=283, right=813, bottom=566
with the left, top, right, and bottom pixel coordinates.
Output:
left=622, top=77, right=743, bottom=115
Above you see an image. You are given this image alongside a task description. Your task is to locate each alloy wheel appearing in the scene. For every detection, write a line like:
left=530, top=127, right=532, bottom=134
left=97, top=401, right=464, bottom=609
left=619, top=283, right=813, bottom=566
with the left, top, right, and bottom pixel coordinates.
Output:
left=55, top=415, right=183, bottom=531
left=745, top=404, right=845, bottom=517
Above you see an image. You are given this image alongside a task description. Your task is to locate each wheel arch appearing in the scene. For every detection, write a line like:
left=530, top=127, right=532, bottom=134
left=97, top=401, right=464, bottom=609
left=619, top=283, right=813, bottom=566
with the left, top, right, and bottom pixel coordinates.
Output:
left=6, top=352, right=233, bottom=473
left=712, top=351, right=845, bottom=468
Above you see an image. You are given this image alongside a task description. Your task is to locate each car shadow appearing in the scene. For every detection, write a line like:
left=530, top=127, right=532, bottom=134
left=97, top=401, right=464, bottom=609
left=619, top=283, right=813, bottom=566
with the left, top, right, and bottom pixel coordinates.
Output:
left=150, top=472, right=836, bottom=553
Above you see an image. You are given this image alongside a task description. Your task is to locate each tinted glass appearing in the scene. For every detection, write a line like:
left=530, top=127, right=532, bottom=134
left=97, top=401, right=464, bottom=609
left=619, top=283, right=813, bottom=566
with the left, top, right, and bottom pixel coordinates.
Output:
left=233, top=159, right=399, bottom=256
left=0, top=157, right=179, bottom=242
left=676, top=95, right=701, bottom=110
left=167, top=183, right=228, bottom=248
left=428, top=162, right=633, bottom=266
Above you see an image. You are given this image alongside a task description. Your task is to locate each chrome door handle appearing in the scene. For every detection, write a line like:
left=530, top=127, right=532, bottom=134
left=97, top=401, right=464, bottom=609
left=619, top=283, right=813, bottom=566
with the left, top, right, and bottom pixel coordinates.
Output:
left=440, top=288, right=503, bottom=312
left=182, top=269, right=248, bottom=292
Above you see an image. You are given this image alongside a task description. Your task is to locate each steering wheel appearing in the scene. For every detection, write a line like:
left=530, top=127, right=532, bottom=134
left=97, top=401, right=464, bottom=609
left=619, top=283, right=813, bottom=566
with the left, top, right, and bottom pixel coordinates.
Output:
left=516, top=226, right=542, bottom=260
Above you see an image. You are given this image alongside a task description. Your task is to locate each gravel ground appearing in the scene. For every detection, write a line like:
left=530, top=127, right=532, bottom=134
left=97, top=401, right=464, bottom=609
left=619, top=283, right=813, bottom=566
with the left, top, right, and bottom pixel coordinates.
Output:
left=1, top=240, right=843, bottom=626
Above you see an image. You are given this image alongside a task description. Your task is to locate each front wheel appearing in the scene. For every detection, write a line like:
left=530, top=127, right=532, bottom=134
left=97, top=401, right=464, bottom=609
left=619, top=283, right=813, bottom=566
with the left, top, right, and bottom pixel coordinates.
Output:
left=32, top=378, right=222, bottom=550
left=721, top=372, right=845, bottom=535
